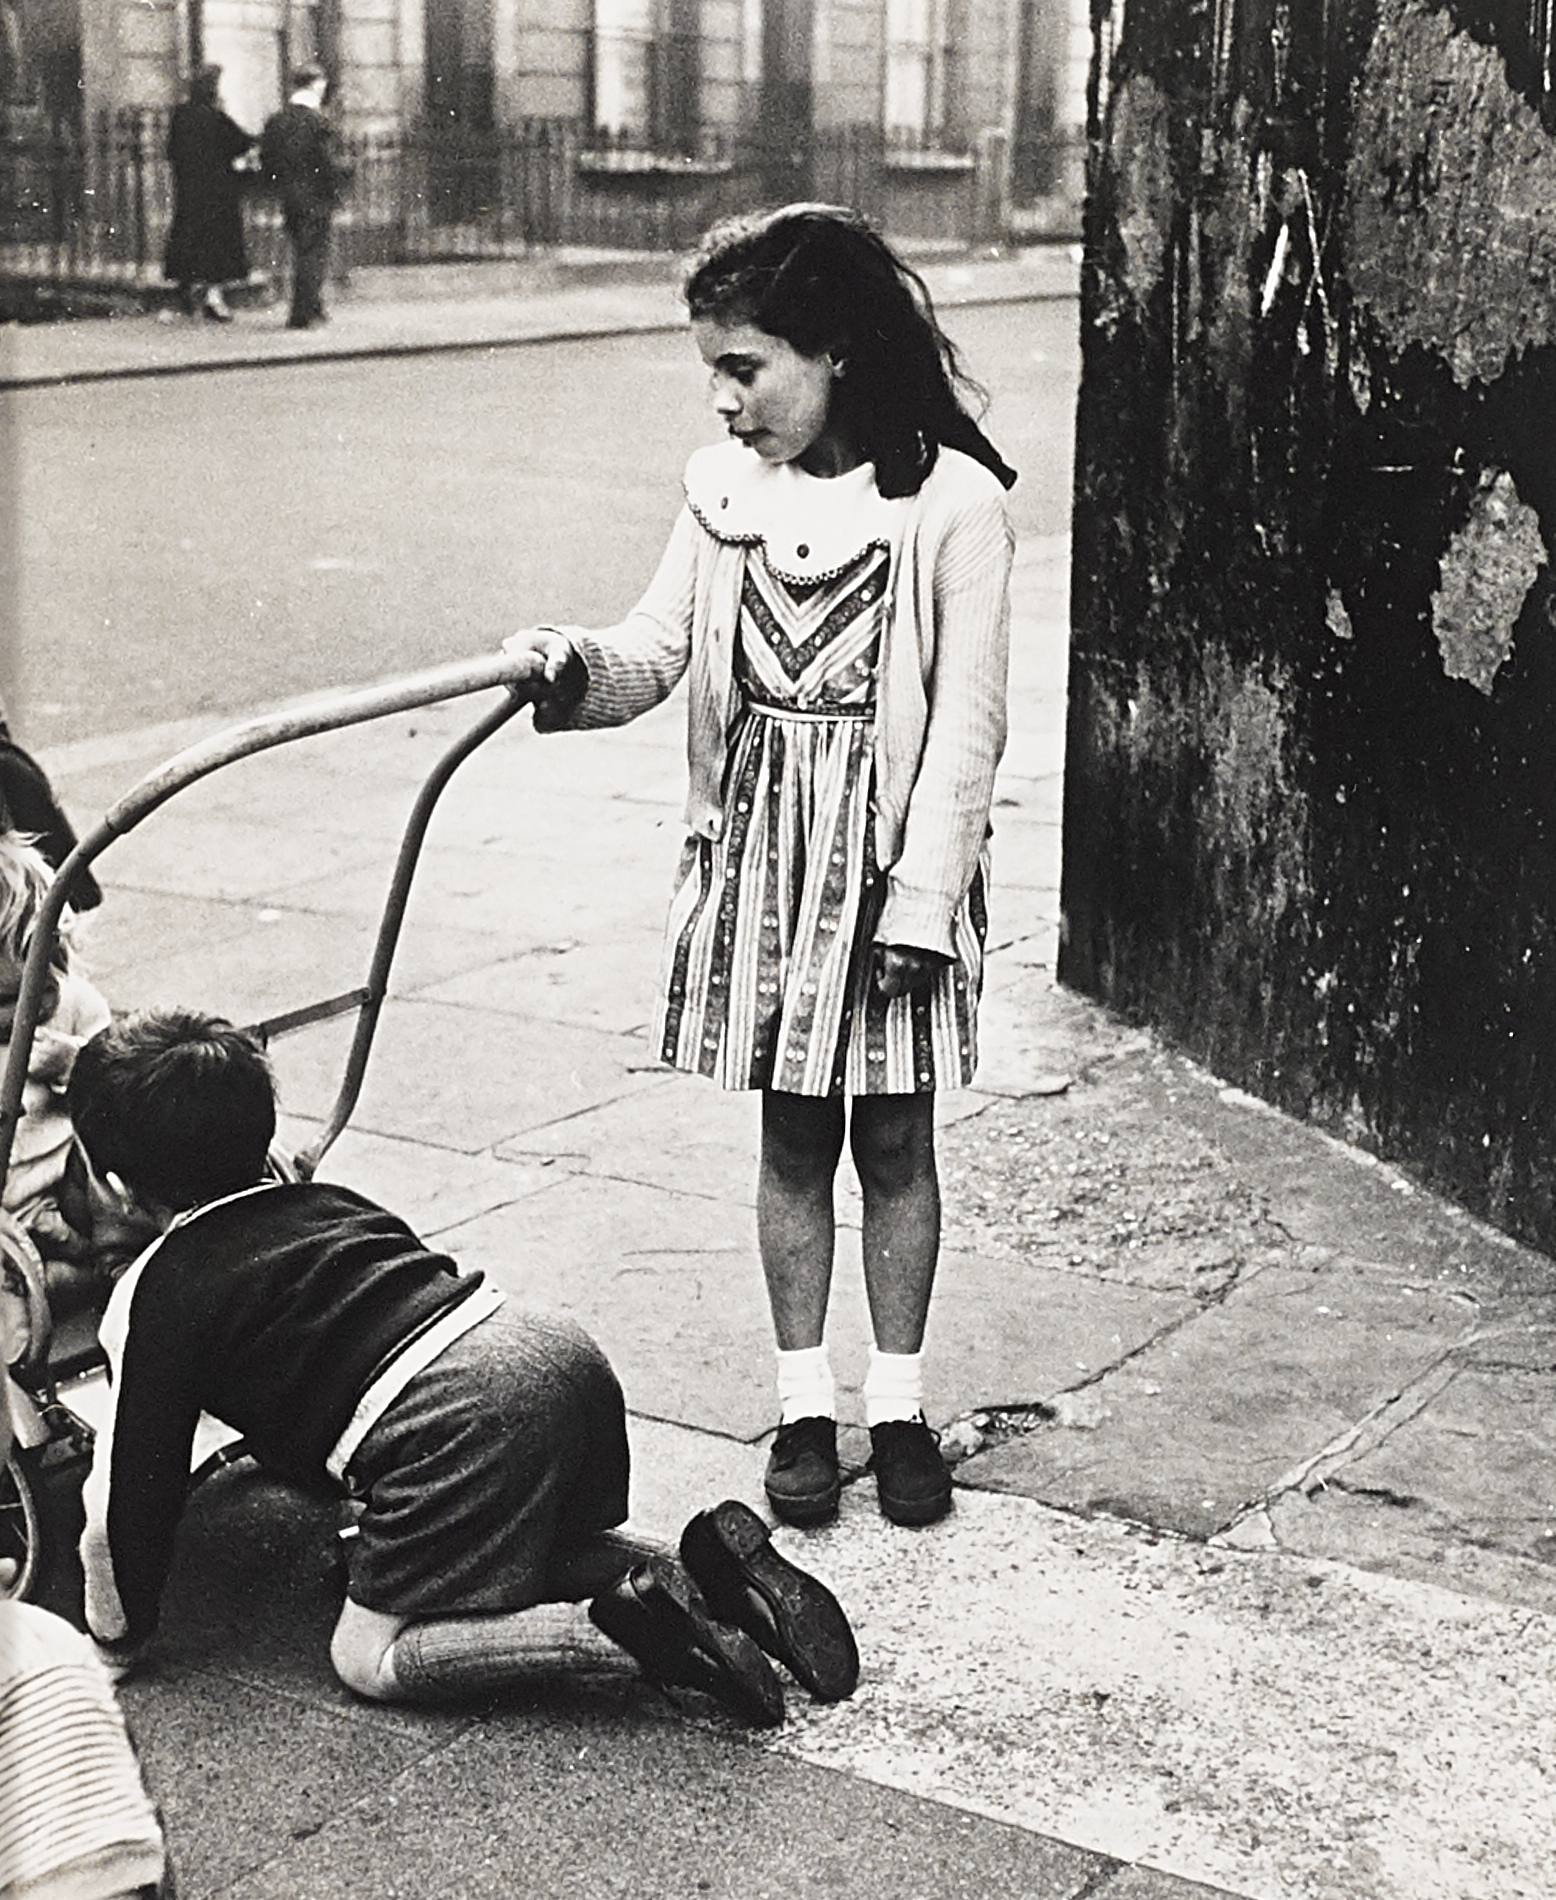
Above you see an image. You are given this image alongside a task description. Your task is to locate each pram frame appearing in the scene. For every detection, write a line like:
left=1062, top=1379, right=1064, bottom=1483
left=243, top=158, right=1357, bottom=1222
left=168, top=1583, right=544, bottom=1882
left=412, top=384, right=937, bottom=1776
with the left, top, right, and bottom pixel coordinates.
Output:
left=0, top=651, right=534, bottom=1194
left=0, top=655, right=534, bottom=1608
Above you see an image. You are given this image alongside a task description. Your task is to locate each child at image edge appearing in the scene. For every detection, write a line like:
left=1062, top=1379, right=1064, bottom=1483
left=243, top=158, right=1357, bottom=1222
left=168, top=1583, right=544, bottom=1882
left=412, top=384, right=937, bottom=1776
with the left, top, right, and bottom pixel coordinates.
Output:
left=0, top=831, right=111, bottom=1271
left=2, top=1260, right=167, bottom=1899
left=505, top=204, right=1017, bottom=1530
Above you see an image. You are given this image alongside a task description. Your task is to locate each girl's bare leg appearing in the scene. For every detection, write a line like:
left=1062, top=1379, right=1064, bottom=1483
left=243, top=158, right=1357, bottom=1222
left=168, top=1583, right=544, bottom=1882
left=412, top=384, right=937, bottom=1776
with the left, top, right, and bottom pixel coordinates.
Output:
left=850, top=1093, right=939, bottom=1354
left=758, top=1090, right=846, bottom=1349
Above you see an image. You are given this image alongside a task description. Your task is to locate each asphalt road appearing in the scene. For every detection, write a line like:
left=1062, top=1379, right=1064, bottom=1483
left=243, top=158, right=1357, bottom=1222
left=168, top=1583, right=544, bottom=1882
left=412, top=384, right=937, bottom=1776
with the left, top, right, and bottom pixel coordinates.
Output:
left=6, top=302, right=1076, bottom=752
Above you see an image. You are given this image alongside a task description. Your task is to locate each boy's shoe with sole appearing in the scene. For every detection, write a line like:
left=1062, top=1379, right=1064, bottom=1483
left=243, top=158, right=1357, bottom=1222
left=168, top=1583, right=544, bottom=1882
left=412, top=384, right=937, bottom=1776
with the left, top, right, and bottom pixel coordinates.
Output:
left=763, top=1415, right=841, bottom=1526
left=588, top=1555, right=784, bottom=1727
left=680, top=1498, right=860, bottom=1702
left=869, top=1417, right=953, bottom=1526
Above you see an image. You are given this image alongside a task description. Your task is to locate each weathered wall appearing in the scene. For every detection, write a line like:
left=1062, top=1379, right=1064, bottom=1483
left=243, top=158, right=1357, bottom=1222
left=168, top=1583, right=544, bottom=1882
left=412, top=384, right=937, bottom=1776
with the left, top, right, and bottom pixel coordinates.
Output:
left=1063, top=0, right=1556, bottom=1246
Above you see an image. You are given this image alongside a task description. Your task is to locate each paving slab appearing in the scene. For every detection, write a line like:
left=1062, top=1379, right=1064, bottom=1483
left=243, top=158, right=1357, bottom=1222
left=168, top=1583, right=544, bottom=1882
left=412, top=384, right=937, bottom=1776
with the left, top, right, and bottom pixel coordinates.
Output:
left=1262, top=1484, right=1556, bottom=1618
left=771, top=1486, right=1556, bottom=1900
left=217, top=1708, right=1115, bottom=1900
left=129, top=1422, right=1245, bottom=1900
left=498, top=1068, right=762, bottom=1203
left=89, top=900, right=512, bottom=1027
left=925, top=1246, right=1197, bottom=1421
left=287, top=1116, right=568, bottom=1239
left=1317, top=1364, right=1556, bottom=1556
left=264, top=1001, right=663, bottom=1150
left=91, top=808, right=383, bottom=904
left=1159, top=1066, right=1544, bottom=1289
left=974, top=964, right=1095, bottom=1094
left=959, top=1260, right=1479, bottom=1538
left=417, top=931, right=664, bottom=1035
left=277, top=840, right=666, bottom=943
left=438, top=1173, right=779, bottom=1439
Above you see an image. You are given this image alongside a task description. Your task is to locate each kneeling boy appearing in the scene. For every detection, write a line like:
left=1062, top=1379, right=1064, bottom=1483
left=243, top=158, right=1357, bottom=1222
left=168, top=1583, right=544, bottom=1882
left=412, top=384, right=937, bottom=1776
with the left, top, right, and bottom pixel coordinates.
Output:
left=67, top=1008, right=857, bottom=1721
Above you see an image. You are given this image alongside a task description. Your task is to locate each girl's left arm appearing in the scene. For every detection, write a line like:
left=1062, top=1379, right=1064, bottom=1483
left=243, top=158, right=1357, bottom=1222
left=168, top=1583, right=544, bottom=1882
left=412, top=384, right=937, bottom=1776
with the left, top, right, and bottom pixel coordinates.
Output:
left=878, top=492, right=1015, bottom=956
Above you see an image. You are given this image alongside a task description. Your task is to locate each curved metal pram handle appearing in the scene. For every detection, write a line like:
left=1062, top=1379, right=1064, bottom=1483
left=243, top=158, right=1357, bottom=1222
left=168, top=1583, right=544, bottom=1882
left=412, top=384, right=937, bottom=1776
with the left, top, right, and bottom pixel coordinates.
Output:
left=0, top=653, right=538, bottom=1187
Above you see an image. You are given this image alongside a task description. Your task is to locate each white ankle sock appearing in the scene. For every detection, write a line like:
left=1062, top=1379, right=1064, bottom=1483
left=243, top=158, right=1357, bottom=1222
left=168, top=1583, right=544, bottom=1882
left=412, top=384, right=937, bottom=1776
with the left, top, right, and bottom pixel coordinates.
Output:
left=776, top=1344, right=836, bottom=1424
left=864, top=1347, right=924, bottom=1427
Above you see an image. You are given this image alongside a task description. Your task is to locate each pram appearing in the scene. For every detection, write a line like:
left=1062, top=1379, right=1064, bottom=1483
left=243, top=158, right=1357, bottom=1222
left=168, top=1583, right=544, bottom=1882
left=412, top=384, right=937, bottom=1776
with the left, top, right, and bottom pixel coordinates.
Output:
left=0, top=654, right=533, bottom=1618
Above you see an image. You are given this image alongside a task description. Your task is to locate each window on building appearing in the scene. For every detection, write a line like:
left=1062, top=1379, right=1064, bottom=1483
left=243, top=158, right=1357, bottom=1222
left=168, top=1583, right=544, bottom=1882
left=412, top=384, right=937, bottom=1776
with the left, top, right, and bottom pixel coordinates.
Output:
left=425, top=0, right=495, bottom=128
left=593, top=0, right=699, bottom=148
left=283, top=0, right=342, bottom=90
left=884, top=0, right=950, bottom=139
left=594, top=0, right=653, bottom=133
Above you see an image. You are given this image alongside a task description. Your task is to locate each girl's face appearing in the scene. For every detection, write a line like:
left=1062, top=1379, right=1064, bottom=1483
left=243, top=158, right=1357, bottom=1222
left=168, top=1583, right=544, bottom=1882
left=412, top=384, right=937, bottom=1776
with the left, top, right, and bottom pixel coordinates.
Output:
left=693, top=316, right=859, bottom=477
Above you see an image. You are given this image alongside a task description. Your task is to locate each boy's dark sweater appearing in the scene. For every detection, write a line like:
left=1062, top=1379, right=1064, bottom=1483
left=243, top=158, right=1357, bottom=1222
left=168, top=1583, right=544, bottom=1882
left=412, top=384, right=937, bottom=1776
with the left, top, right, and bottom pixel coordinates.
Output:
left=94, top=1181, right=482, bottom=1643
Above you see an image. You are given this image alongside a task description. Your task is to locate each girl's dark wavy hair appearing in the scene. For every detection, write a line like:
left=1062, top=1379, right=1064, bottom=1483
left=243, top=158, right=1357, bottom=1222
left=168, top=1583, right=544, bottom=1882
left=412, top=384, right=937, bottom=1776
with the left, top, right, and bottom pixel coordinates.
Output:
left=684, top=203, right=1016, bottom=500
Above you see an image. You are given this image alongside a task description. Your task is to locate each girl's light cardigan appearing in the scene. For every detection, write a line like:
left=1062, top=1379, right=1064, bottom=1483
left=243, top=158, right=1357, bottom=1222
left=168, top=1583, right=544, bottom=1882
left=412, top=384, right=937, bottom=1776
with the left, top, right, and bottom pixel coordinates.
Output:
left=551, top=440, right=1014, bottom=959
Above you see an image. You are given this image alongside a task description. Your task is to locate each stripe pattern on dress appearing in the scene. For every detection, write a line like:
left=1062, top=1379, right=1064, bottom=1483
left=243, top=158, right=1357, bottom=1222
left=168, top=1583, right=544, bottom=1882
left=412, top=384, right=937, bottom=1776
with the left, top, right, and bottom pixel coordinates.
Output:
left=653, top=545, right=986, bottom=1096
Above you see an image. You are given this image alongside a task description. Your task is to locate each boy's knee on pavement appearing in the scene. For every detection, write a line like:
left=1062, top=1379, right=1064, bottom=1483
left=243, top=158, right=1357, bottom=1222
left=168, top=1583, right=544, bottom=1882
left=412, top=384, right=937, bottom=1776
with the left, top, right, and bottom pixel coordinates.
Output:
left=330, top=1597, right=408, bottom=1701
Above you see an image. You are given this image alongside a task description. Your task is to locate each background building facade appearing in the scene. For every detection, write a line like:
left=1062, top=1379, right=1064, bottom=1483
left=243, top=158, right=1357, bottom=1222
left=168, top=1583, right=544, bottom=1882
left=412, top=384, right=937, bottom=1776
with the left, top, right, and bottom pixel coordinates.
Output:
left=1, top=0, right=1087, bottom=234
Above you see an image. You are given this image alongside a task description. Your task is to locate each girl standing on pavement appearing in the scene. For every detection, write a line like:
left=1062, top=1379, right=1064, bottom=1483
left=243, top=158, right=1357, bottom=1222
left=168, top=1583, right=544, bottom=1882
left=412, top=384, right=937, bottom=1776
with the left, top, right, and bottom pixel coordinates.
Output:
left=506, top=204, right=1015, bottom=1529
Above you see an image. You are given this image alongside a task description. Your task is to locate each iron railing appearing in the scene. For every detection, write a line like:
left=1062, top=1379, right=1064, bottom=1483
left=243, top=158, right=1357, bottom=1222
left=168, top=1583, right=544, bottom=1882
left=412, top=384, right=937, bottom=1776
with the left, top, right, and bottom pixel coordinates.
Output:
left=0, top=110, right=1073, bottom=295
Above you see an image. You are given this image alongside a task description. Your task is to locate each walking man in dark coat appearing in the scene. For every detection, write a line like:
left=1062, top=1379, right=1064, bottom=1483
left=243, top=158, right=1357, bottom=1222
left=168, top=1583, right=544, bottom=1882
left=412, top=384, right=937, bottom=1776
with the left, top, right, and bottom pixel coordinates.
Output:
left=163, top=64, right=254, bottom=321
left=259, top=65, right=350, bottom=330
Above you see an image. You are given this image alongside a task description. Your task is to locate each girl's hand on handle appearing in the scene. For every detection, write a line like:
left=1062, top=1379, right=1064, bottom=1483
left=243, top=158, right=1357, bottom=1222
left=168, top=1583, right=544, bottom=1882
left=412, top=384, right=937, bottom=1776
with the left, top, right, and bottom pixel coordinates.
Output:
left=501, top=628, right=589, bottom=732
left=873, top=943, right=952, bottom=1000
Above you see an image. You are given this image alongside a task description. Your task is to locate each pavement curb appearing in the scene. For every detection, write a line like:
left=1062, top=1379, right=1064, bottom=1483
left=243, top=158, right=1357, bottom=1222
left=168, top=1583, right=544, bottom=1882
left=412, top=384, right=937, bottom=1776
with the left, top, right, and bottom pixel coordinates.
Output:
left=0, top=247, right=1081, bottom=391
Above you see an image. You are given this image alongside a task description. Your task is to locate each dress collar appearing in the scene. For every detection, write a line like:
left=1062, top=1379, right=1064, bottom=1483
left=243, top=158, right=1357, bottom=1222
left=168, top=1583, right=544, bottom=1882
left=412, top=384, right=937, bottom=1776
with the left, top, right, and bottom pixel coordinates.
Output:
left=684, top=440, right=906, bottom=584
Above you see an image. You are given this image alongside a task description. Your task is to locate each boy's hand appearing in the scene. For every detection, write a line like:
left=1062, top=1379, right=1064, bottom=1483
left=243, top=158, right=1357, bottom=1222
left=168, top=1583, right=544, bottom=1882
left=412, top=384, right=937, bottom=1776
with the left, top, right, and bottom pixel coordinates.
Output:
left=873, top=944, right=952, bottom=999
left=501, top=629, right=589, bottom=732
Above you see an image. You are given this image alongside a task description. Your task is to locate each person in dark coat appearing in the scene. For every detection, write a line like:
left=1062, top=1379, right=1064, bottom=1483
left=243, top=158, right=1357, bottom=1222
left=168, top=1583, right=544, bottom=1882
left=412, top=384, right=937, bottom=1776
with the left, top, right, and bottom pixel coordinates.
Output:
left=163, top=64, right=254, bottom=322
left=259, top=65, right=350, bottom=330
left=0, top=718, right=100, bottom=910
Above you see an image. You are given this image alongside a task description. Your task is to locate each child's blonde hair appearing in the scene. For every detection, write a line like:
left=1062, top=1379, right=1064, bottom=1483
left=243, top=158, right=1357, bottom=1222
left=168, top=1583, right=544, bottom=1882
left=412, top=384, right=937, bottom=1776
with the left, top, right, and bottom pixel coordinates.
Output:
left=0, top=831, right=77, bottom=978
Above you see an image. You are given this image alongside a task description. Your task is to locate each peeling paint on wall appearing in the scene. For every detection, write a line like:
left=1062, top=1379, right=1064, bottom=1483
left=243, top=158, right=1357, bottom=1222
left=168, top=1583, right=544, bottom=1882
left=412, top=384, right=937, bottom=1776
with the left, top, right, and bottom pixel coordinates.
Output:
left=1431, top=470, right=1548, bottom=695
left=1203, top=655, right=1310, bottom=926
left=1092, top=650, right=1310, bottom=931
left=1107, top=74, right=1174, bottom=314
left=1346, top=0, right=1556, bottom=386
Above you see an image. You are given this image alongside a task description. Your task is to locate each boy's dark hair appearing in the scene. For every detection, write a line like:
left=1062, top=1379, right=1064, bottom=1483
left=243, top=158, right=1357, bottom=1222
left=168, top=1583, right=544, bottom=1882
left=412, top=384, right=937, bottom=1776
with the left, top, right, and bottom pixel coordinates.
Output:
left=68, top=1009, right=276, bottom=1213
left=684, top=203, right=1016, bottom=500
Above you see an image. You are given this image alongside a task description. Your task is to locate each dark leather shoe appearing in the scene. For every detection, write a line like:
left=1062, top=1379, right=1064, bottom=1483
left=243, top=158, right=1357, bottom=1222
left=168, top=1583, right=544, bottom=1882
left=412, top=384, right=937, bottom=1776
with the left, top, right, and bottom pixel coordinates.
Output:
left=588, top=1555, right=783, bottom=1726
left=680, top=1499, right=859, bottom=1702
left=869, top=1417, right=953, bottom=1526
left=764, top=1415, right=841, bottom=1526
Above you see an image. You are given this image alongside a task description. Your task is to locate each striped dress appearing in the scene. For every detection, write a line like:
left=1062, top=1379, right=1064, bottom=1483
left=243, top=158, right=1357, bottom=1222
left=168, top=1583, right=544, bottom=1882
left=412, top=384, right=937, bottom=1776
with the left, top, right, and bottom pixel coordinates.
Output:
left=653, top=473, right=987, bottom=1098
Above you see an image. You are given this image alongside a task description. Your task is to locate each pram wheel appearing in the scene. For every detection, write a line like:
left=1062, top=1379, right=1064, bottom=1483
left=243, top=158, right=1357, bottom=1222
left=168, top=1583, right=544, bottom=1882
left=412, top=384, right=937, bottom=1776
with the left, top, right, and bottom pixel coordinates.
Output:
left=1, top=1433, right=89, bottom=1621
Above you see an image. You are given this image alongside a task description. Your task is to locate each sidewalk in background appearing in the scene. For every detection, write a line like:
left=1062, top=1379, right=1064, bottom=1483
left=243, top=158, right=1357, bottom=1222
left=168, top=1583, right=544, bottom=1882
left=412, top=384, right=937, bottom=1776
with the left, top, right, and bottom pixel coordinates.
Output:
left=27, top=259, right=1556, bottom=1900
left=0, top=243, right=1082, bottom=389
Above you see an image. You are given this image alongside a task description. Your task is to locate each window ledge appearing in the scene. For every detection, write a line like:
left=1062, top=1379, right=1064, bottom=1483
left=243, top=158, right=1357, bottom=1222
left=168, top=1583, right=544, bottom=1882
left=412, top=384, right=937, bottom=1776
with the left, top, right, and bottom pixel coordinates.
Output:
left=883, top=149, right=974, bottom=173
left=577, top=149, right=733, bottom=177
